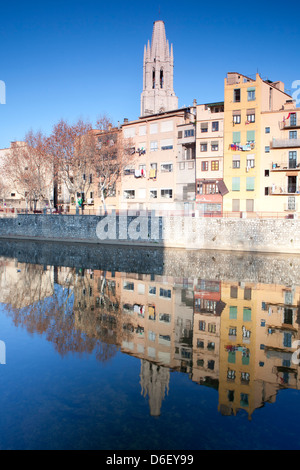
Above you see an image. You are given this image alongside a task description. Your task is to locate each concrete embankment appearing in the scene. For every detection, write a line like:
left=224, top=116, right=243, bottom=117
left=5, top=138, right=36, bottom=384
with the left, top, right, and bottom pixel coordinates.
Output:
left=0, top=213, right=299, bottom=254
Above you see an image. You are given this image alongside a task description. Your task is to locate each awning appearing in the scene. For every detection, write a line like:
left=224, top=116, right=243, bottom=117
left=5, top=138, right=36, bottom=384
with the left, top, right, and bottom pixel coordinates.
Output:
left=217, top=180, right=229, bottom=196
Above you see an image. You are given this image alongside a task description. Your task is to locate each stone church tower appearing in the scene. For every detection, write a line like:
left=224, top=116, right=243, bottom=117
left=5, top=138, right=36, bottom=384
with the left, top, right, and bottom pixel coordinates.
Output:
left=141, top=20, right=178, bottom=117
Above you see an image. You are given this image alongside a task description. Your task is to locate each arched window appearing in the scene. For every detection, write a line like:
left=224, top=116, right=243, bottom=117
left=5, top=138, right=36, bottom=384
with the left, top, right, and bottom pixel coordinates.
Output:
left=160, top=69, right=164, bottom=89
left=152, top=69, right=155, bottom=89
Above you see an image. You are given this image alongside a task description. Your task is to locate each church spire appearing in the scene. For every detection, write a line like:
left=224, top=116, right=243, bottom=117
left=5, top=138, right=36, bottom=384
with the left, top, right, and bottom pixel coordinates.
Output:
left=141, top=20, right=178, bottom=117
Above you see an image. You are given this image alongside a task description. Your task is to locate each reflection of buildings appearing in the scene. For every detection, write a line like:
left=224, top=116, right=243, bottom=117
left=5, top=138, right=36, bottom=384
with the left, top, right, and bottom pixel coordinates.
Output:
left=219, top=281, right=300, bottom=420
left=192, top=279, right=225, bottom=388
left=3, top=258, right=300, bottom=419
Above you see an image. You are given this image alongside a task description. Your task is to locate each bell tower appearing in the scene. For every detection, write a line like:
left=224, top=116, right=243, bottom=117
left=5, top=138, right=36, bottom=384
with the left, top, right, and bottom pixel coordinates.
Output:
left=141, top=21, right=178, bottom=116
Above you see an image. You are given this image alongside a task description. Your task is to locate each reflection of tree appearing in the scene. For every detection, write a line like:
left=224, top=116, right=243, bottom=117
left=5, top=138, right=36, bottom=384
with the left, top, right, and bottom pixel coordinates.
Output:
left=2, top=264, right=129, bottom=363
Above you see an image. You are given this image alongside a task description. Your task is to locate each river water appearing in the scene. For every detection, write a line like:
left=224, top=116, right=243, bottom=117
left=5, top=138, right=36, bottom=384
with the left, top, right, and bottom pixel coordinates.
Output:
left=0, top=240, right=300, bottom=450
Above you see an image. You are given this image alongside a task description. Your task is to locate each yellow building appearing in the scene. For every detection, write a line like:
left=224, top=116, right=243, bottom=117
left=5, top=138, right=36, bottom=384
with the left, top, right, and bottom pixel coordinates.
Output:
left=223, top=72, right=298, bottom=215
left=218, top=281, right=257, bottom=418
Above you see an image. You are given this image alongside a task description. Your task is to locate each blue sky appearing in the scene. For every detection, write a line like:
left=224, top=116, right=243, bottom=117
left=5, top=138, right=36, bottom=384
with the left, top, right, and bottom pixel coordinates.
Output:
left=0, top=0, right=299, bottom=148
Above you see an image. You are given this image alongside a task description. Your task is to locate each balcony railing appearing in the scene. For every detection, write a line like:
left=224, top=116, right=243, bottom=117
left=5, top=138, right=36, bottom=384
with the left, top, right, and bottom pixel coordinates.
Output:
left=281, top=116, right=299, bottom=129
left=272, top=139, right=300, bottom=149
left=271, top=163, right=300, bottom=171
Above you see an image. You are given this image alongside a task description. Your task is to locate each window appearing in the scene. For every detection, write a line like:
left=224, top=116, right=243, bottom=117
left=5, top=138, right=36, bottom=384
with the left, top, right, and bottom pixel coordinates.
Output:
left=290, top=113, right=297, bottom=126
left=184, top=146, right=195, bottom=160
left=233, top=132, right=241, bottom=144
left=290, top=131, right=297, bottom=140
left=229, top=306, right=238, bottom=319
left=160, top=68, right=164, bottom=88
left=184, top=129, right=195, bottom=137
left=123, top=189, right=135, bottom=199
left=283, top=332, right=292, bottom=348
left=139, top=125, right=146, bottom=136
left=288, top=175, right=297, bottom=193
left=149, top=286, right=156, bottom=295
left=246, top=199, right=254, bottom=212
left=208, top=323, right=216, bottom=334
left=161, top=189, right=173, bottom=199
left=123, top=281, right=134, bottom=291
left=159, top=313, right=171, bottom=323
left=201, top=122, right=208, bottom=133
left=211, top=161, right=219, bottom=171
left=212, top=121, right=219, bottom=132
left=199, top=321, right=206, bottom=331
left=247, top=130, right=255, bottom=143
left=230, top=286, right=238, bottom=298
left=246, top=177, right=255, bottom=191
left=161, top=163, right=173, bottom=172
left=289, top=151, right=297, bottom=169
left=247, top=156, right=255, bottom=168
left=161, top=120, right=173, bottom=132
left=265, top=169, right=270, bottom=177
left=150, top=189, right=157, bottom=199
left=233, top=156, right=240, bottom=168
left=200, top=143, right=208, bottom=152
left=288, top=196, right=296, bottom=211
left=211, top=142, right=219, bottom=151
left=232, top=177, right=240, bottom=191
left=160, top=288, right=171, bottom=298
left=247, top=87, right=256, bottom=101
left=247, top=112, right=255, bottom=123
left=150, top=141, right=158, bottom=152
left=265, top=146, right=270, bottom=153
left=202, top=161, right=209, bottom=171
left=244, top=288, right=252, bottom=300
left=243, top=308, right=252, bottom=322
left=161, top=138, right=173, bottom=150
left=234, top=88, right=241, bottom=102
left=138, top=188, right=146, bottom=199
left=150, top=123, right=158, bottom=134
left=232, top=199, right=240, bottom=212
left=233, top=112, right=241, bottom=124
left=265, top=127, right=271, bottom=134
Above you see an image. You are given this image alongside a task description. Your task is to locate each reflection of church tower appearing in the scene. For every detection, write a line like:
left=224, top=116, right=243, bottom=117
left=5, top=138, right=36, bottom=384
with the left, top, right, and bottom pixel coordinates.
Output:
left=140, top=360, right=170, bottom=416
left=141, top=20, right=178, bottom=117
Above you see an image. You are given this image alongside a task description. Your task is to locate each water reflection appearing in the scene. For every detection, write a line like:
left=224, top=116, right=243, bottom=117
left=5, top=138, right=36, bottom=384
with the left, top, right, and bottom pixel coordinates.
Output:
left=1, top=256, right=300, bottom=421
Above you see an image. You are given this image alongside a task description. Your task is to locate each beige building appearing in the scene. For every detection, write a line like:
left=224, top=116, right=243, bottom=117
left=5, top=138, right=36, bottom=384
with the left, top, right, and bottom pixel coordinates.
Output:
left=195, top=102, right=227, bottom=215
left=121, top=107, right=196, bottom=213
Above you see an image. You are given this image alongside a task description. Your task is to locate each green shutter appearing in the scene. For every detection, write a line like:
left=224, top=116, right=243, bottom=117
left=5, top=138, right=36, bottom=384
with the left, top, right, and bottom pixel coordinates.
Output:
left=229, top=306, right=238, bottom=319
left=233, top=131, right=241, bottom=143
left=232, top=177, right=240, bottom=191
left=246, top=177, right=255, bottom=191
left=228, top=351, right=236, bottom=364
left=243, top=308, right=252, bottom=322
left=247, top=87, right=256, bottom=92
left=247, top=130, right=255, bottom=142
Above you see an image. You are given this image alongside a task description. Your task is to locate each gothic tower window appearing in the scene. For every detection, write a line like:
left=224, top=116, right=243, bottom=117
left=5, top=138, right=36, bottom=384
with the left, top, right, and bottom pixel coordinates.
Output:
left=160, top=69, right=164, bottom=89
left=152, top=69, right=156, bottom=89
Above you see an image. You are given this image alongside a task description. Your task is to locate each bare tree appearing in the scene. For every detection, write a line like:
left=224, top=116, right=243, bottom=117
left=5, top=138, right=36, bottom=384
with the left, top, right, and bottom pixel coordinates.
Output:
left=47, top=118, right=100, bottom=212
left=94, top=115, right=135, bottom=213
left=3, top=131, right=53, bottom=211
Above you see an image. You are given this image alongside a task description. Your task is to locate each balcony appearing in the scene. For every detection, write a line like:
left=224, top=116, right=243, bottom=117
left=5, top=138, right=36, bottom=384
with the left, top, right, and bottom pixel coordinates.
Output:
left=281, top=116, right=300, bottom=130
left=271, top=163, right=300, bottom=172
left=272, top=139, right=300, bottom=149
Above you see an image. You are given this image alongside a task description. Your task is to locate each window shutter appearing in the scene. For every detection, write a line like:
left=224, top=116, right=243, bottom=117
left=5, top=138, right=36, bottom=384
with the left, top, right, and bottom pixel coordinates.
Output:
left=247, top=130, right=255, bottom=142
left=232, top=177, right=240, bottom=191
left=246, top=177, right=255, bottom=191
left=233, top=132, right=241, bottom=143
